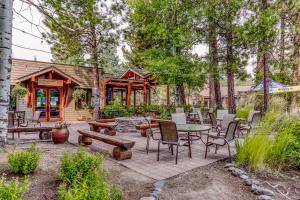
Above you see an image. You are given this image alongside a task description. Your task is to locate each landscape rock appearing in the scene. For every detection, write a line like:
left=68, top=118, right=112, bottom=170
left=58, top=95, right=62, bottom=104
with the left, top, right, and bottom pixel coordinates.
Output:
left=224, top=163, right=235, bottom=168
left=150, top=191, right=159, bottom=198
left=154, top=180, right=165, bottom=189
left=240, top=174, right=249, bottom=180
left=245, top=178, right=252, bottom=186
left=231, top=168, right=245, bottom=176
left=140, top=197, right=156, bottom=200
left=228, top=166, right=235, bottom=172
left=258, top=195, right=273, bottom=200
left=260, top=188, right=275, bottom=196
left=251, top=184, right=262, bottom=195
left=250, top=184, right=275, bottom=196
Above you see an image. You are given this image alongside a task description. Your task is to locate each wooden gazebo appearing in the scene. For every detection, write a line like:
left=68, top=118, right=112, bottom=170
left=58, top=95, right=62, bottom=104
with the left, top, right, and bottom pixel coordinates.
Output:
left=100, top=68, right=155, bottom=108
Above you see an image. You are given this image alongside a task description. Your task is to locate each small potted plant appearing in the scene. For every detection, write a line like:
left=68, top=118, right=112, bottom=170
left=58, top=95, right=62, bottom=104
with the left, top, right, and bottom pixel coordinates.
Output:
left=52, top=121, right=70, bottom=144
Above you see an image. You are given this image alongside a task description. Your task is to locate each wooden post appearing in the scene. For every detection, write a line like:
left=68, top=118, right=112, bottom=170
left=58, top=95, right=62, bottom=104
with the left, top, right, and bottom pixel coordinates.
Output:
left=133, top=90, right=136, bottom=107
left=121, top=90, right=124, bottom=105
left=127, top=82, right=132, bottom=107
left=143, top=81, right=147, bottom=104
left=148, top=88, right=151, bottom=105
left=101, top=80, right=107, bottom=108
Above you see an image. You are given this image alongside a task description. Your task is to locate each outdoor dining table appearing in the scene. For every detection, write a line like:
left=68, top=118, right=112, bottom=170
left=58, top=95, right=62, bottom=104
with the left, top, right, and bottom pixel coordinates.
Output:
left=176, top=124, right=211, bottom=158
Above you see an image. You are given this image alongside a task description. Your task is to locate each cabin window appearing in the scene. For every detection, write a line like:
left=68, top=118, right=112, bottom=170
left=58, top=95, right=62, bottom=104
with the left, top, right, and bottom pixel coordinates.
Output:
left=75, top=89, right=92, bottom=110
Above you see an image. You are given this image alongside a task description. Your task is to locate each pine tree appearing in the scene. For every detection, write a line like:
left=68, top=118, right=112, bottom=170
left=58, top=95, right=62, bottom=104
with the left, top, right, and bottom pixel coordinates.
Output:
left=40, top=0, right=122, bottom=119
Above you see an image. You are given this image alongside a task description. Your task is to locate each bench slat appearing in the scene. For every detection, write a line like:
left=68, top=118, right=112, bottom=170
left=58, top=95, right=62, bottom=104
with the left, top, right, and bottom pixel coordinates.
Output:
left=89, top=122, right=117, bottom=129
left=135, top=123, right=159, bottom=130
left=8, top=127, right=53, bottom=133
left=78, top=129, right=135, bottom=150
left=96, top=119, right=115, bottom=123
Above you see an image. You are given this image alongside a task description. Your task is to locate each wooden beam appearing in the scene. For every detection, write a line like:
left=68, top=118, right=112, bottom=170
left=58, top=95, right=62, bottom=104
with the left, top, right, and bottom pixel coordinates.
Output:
left=133, top=90, right=136, bottom=107
left=107, top=82, right=145, bottom=88
left=127, top=82, right=132, bottom=107
left=101, top=80, right=108, bottom=108
left=143, top=80, right=147, bottom=104
left=148, top=88, right=151, bottom=105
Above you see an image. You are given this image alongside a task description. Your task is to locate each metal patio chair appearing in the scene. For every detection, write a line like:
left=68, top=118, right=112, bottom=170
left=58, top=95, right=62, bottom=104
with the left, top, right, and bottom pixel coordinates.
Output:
left=208, top=112, right=218, bottom=131
left=20, top=111, right=42, bottom=127
left=217, top=114, right=236, bottom=135
left=176, top=107, right=184, bottom=113
left=157, top=120, right=190, bottom=164
left=204, top=120, right=239, bottom=162
left=240, top=111, right=261, bottom=134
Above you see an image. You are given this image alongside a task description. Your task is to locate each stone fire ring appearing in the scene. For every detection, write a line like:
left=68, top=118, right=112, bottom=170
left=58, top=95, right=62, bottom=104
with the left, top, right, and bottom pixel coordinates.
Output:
left=115, top=117, right=149, bottom=135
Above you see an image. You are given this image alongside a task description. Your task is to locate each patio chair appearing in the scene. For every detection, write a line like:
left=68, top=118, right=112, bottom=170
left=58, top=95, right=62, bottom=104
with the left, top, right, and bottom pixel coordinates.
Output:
left=240, top=111, right=261, bottom=134
left=217, top=114, right=236, bottom=135
left=201, top=109, right=211, bottom=124
left=176, top=107, right=184, bottom=113
left=13, top=111, right=26, bottom=127
left=157, top=120, right=190, bottom=164
left=144, top=117, right=161, bottom=154
left=208, top=112, right=218, bottom=131
left=217, top=109, right=229, bottom=119
left=195, top=110, right=204, bottom=124
left=171, top=113, right=187, bottom=125
left=20, top=111, right=42, bottom=127
left=204, top=120, right=239, bottom=162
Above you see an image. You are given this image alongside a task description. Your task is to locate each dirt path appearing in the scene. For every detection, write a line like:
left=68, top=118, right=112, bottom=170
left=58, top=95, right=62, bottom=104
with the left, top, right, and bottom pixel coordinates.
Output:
left=160, top=161, right=256, bottom=200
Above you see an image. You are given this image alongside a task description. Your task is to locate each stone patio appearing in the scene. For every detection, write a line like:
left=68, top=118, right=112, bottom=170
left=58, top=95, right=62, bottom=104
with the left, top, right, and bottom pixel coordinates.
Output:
left=7, top=121, right=238, bottom=181
left=67, top=122, right=238, bottom=180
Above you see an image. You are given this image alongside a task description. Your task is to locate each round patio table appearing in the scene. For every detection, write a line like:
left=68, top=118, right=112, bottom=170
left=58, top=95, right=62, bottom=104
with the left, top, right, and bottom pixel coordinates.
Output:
left=176, top=124, right=211, bottom=158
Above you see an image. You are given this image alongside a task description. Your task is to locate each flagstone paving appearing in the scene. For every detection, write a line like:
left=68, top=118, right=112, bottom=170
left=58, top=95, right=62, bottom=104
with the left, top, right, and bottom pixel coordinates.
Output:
left=67, top=122, right=238, bottom=180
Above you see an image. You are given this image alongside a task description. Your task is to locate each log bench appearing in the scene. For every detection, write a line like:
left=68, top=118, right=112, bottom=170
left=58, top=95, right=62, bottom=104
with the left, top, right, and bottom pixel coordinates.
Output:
left=89, top=121, right=117, bottom=136
left=135, top=123, right=159, bottom=137
left=96, top=119, right=116, bottom=123
left=8, top=127, right=53, bottom=140
left=78, top=129, right=135, bottom=160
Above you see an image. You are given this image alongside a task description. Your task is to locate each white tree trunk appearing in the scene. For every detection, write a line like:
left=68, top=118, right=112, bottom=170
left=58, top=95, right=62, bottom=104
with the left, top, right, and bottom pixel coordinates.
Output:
left=0, top=0, right=13, bottom=143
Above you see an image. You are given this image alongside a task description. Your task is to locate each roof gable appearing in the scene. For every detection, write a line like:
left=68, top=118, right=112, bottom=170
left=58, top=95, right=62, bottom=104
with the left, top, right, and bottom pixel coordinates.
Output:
left=120, top=68, right=150, bottom=79
left=16, top=66, right=82, bottom=86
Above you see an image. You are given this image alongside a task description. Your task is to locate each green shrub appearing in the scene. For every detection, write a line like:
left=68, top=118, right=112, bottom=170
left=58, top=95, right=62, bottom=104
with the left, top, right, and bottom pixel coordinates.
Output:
left=267, top=132, right=296, bottom=170
left=110, top=186, right=123, bottom=200
left=236, top=134, right=272, bottom=171
left=8, top=144, right=41, bottom=174
left=11, top=85, right=27, bottom=99
left=236, top=98, right=300, bottom=171
left=0, top=176, right=29, bottom=200
left=58, top=149, right=122, bottom=200
left=58, top=170, right=110, bottom=200
left=100, top=102, right=131, bottom=118
left=59, top=148, right=102, bottom=185
left=236, top=105, right=253, bottom=120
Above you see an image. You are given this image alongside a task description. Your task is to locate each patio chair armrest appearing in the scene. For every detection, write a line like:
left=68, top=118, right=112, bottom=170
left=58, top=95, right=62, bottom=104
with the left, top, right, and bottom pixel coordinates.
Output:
left=207, top=134, right=223, bottom=140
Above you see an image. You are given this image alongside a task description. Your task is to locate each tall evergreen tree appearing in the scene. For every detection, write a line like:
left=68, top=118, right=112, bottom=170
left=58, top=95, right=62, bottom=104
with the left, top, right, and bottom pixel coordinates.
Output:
left=126, top=0, right=206, bottom=105
left=39, top=0, right=122, bottom=119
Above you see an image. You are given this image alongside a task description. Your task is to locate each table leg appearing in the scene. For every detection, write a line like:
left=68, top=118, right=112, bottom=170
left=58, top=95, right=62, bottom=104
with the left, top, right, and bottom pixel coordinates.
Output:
left=188, top=132, right=192, bottom=158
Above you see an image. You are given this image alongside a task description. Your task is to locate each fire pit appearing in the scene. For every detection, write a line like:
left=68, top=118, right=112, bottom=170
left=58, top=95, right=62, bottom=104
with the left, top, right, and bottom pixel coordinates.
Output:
left=116, top=117, right=150, bottom=133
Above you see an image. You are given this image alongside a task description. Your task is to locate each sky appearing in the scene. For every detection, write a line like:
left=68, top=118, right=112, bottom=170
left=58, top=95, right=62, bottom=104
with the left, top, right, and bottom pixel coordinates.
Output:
left=12, top=0, right=254, bottom=74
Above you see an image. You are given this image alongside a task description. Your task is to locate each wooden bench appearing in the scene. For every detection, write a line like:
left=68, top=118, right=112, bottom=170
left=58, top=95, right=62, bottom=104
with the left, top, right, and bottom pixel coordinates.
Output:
left=96, top=119, right=116, bottom=123
left=89, top=121, right=117, bottom=136
left=8, top=127, right=53, bottom=140
left=135, top=123, right=159, bottom=137
left=78, top=129, right=135, bottom=160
